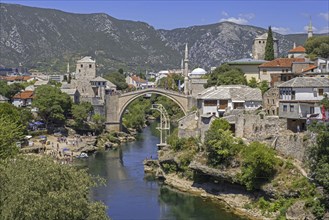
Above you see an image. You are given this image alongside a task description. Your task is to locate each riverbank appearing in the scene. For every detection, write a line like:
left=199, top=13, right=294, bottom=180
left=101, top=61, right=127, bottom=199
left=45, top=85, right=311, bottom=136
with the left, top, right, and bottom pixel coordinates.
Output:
left=144, top=159, right=267, bottom=220
left=163, top=173, right=267, bottom=220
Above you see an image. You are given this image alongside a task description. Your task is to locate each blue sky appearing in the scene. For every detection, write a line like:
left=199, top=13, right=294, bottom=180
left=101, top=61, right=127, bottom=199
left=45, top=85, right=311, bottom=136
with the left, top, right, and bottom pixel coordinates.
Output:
left=2, top=0, right=329, bottom=34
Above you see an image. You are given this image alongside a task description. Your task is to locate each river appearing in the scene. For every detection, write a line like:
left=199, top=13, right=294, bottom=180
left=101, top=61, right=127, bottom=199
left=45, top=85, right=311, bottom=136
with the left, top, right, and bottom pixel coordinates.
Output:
left=81, top=124, right=245, bottom=220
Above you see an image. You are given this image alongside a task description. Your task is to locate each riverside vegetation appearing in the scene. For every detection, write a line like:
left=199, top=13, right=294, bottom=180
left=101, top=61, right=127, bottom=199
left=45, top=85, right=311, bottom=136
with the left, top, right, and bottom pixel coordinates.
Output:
left=157, top=118, right=329, bottom=219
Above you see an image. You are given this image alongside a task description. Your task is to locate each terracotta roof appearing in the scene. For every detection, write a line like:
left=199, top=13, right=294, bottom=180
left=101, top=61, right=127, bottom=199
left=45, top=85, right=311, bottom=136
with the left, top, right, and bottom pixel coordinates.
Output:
left=131, top=75, right=146, bottom=83
left=259, top=58, right=305, bottom=68
left=13, top=91, right=34, bottom=99
left=289, top=46, right=306, bottom=53
left=4, top=76, right=32, bottom=81
left=302, top=65, right=317, bottom=73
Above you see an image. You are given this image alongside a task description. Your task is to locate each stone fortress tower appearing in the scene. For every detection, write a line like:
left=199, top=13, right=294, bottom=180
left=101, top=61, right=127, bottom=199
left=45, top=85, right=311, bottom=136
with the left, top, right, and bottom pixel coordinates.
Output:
left=252, top=32, right=278, bottom=60
left=75, top=56, right=96, bottom=80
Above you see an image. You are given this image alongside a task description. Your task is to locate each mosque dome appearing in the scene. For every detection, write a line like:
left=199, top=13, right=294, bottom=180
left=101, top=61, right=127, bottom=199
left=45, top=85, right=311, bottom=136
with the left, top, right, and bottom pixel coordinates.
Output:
left=190, top=68, right=207, bottom=75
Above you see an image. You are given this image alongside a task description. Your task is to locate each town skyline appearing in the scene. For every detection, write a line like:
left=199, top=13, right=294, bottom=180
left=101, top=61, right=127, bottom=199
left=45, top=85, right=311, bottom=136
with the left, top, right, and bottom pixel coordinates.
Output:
left=2, top=0, right=329, bottom=34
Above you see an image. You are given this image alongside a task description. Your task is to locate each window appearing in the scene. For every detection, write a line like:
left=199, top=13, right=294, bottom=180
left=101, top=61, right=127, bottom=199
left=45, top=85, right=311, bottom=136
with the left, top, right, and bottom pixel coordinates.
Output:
left=259, top=41, right=261, bottom=44
left=272, top=99, right=275, bottom=104
left=310, top=107, right=314, bottom=114
left=89, top=64, right=92, bottom=68
left=292, top=91, right=295, bottom=100
left=80, top=64, right=83, bottom=68
left=290, top=105, right=294, bottom=112
left=204, top=100, right=217, bottom=106
left=319, top=89, right=324, bottom=96
left=263, top=70, right=267, bottom=74
left=267, top=99, right=270, bottom=104
left=283, top=105, right=287, bottom=112
left=219, top=100, right=228, bottom=109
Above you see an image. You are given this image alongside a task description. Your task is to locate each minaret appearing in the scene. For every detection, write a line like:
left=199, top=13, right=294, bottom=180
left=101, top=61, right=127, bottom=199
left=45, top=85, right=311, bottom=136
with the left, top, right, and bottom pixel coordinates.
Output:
left=308, top=17, right=313, bottom=39
left=67, top=62, right=70, bottom=73
left=293, top=42, right=296, bottom=49
left=183, top=43, right=189, bottom=95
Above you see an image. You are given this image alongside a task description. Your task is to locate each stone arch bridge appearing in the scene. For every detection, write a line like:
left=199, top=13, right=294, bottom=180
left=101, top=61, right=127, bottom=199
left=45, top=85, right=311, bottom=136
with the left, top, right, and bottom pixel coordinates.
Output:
left=105, top=88, right=196, bottom=131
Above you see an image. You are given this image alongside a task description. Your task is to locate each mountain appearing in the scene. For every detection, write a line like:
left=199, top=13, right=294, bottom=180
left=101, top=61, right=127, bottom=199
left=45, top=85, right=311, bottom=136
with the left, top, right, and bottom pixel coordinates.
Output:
left=0, top=3, right=303, bottom=73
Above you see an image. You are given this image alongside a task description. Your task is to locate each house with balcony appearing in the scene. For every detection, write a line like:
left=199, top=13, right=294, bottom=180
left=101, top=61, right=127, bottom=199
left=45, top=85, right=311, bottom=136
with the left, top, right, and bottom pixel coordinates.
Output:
left=278, top=77, right=329, bottom=132
left=197, top=85, right=262, bottom=117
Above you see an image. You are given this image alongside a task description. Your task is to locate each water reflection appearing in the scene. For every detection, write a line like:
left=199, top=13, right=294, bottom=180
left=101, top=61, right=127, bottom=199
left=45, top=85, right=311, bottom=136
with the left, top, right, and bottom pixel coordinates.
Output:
left=83, top=124, right=243, bottom=220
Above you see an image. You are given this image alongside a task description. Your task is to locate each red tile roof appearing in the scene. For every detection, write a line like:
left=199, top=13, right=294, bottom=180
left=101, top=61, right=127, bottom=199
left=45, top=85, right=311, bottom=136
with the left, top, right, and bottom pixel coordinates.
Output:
left=4, top=76, right=32, bottom=81
left=131, top=75, right=146, bottom=83
left=289, top=46, right=306, bottom=53
left=13, top=91, right=34, bottom=99
left=302, top=65, right=317, bottom=73
left=259, top=58, right=305, bottom=68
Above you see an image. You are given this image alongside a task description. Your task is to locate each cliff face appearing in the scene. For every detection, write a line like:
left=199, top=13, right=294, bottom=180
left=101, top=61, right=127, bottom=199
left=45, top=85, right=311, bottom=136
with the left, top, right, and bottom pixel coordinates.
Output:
left=1, top=3, right=302, bottom=72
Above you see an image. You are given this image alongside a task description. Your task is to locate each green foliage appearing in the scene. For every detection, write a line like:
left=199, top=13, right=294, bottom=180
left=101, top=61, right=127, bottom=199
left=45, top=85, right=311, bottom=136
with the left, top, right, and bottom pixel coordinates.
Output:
left=157, top=74, right=183, bottom=91
left=122, top=97, right=151, bottom=131
left=248, top=77, right=258, bottom=88
left=72, top=102, right=93, bottom=126
left=48, top=79, right=62, bottom=87
left=33, top=85, right=72, bottom=128
left=0, top=114, right=24, bottom=159
left=205, top=119, right=244, bottom=166
left=162, top=163, right=177, bottom=173
left=304, top=36, right=329, bottom=58
left=0, top=81, right=25, bottom=100
left=258, top=80, right=270, bottom=95
left=0, top=156, right=109, bottom=220
left=205, top=64, right=247, bottom=88
left=91, top=113, right=106, bottom=134
left=264, top=26, right=275, bottom=61
left=104, top=71, right=128, bottom=90
left=239, top=142, right=279, bottom=190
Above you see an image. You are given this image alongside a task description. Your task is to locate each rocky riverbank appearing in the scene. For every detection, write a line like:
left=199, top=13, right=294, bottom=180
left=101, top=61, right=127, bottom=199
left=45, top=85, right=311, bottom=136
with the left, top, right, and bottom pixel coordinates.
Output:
left=144, top=146, right=322, bottom=220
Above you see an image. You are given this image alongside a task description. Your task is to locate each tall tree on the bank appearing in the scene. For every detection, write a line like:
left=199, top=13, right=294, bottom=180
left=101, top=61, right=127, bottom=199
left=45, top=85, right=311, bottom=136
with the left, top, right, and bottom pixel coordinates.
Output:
left=264, top=26, right=275, bottom=61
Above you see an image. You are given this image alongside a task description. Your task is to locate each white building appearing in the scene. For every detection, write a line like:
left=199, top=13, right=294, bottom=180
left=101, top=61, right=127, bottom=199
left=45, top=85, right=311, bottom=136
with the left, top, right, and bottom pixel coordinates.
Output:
left=12, top=90, right=34, bottom=107
left=278, top=77, right=329, bottom=132
left=197, top=85, right=262, bottom=117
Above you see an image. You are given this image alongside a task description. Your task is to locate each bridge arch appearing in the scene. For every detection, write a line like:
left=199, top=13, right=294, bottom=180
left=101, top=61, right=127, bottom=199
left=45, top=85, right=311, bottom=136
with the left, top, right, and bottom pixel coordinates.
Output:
left=105, top=88, right=194, bottom=131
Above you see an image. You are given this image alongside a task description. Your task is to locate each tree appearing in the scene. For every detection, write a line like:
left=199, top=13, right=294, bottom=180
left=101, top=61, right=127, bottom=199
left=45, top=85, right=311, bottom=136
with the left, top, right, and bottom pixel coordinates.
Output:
left=91, top=113, right=106, bottom=134
left=305, top=36, right=329, bottom=59
left=239, top=142, right=279, bottom=190
left=258, top=80, right=270, bottom=95
left=0, top=156, right=109, bottom=220
left=205, top=64, right=247, bottom=88
left=0, top=114, right=24, bottom=159
left=33, top=85, right=72, bottom=128
left=104, top=71, right=128, bottom=90
left=264, top=26, right=275, bottom=61
left=72, top=102, right=93, bottom=127
left=204, top=118, right=244, bottom=166
left=248, top=77, right=258, bottom=88
left=320, top=93, right=329, bottom=110
left=0, top=81, right=25, bottom=100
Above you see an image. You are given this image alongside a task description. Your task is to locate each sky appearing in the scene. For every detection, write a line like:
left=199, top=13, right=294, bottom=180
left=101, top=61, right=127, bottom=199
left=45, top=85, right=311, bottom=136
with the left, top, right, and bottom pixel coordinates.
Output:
left=2, top=0, right=329, bottom=34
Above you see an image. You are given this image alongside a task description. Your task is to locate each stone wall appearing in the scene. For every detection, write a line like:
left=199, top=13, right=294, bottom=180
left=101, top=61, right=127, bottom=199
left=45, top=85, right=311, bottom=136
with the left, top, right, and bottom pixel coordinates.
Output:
left=178, top=112, right=200, bottom=139
left=235, top=113, right=313, bottom=161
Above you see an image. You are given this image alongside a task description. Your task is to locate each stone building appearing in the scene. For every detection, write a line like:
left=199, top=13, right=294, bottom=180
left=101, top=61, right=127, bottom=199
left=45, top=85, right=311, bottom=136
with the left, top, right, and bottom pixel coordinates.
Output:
left=227, top=58, right=267, bottom=82
left=278, top=77, right=329, bottom=132
left=252, top=32, right=278, bottom=60
left=263, top=87, right=279, bottom=116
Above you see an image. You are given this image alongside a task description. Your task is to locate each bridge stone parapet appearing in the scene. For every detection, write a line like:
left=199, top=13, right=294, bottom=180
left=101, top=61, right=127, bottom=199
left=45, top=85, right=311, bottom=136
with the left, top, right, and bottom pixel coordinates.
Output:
left=105, top=88, right=196, bottom=131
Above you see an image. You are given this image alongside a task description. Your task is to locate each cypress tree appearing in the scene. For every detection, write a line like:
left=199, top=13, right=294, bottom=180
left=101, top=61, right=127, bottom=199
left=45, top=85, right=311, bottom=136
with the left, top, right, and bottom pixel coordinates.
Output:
left=264, top=26, right=275, bottom=60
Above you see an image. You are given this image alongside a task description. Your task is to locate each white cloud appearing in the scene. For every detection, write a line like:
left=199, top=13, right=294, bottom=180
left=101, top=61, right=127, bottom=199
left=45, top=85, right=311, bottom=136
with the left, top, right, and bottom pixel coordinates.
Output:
left=238, top=13, right=255, bottom=20
left=221, top=11, right=229, bottom=17
left=304, top=25, right=318, bottom=32
left=220, top=17, right=248, bottom=25
left=319, top=12, right=329, bottom=21
left=319, top=26, right=329, bottom=33
left=272, top=26, right=291, bottom=35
